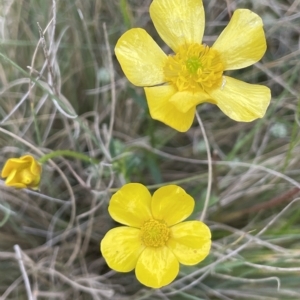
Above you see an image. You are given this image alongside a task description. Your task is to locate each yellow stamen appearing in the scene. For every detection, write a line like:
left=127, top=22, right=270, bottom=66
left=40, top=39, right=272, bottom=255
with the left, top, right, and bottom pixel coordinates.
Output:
left=140, top=219, right=170, bottom=247
left=163, top=43, right=224, bottom=93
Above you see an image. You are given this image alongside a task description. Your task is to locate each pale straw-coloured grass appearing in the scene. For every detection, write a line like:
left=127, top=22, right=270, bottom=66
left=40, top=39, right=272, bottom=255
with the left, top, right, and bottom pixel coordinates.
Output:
left=0, top=0, right=300, bottom=299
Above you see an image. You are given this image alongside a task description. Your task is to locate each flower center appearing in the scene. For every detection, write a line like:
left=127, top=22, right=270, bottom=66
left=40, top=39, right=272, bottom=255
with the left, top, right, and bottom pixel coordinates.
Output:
left=140, top=219, right=170, bottom=247
left=163, top=43, right=224, bottom=93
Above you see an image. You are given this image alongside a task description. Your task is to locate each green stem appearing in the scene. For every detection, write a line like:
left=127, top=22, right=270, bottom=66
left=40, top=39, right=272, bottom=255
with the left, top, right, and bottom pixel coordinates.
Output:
left=39, top=150, right=99, bottom=165
left=120, top=0, right=132, bottom=29
left=0, top=203, right=12, bottom=227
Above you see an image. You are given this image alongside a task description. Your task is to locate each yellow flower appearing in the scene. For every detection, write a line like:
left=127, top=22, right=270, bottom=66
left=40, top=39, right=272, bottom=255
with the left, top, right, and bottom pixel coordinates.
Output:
left=1, top=155, right=42, bottom=190
left=100, top=183, right=211, bottom=288
left=115, top=0, right=271, bottom=132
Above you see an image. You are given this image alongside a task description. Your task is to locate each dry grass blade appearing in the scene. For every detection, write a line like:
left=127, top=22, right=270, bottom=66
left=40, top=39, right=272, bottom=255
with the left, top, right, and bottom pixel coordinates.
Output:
left=0, top=0, right=300, bottom=299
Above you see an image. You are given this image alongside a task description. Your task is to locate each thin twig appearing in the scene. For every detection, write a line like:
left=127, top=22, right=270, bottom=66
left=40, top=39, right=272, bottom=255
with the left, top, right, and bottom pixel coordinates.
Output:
left=0, top=127, right=77, bottom=239
left=37, top=21, right=77, bottom=119
left=137, top=143, right=300, bottom=188
left=196, top=111, right=212, bottom=221
left=225, top=0, right=232, bottom=18
left=103, top=22, right=116, bottom=149
left=165, top=197, right=300, bottom=294
left=217, top=187, right=300, bottom=223
left=14, top=245, right=34, bottom=300
left=37, top=22, right=58, bottom=96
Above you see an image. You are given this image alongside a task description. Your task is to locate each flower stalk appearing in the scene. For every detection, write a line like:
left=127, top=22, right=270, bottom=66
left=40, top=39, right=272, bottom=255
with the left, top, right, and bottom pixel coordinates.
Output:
left=38, top=150, right=99, bottom=165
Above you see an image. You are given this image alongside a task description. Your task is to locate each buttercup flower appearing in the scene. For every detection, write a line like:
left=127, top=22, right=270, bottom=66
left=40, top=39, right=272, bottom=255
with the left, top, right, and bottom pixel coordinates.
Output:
left=1, top=155, right=42, bottom=190
left=115, top=0, right=271, bottom=132
left=100, top=183, right=211, bottom=288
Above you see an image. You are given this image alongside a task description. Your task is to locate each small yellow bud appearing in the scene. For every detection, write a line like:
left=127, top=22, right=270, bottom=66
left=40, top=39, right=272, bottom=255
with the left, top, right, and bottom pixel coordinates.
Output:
left=1, top=155, right=42, bottom=190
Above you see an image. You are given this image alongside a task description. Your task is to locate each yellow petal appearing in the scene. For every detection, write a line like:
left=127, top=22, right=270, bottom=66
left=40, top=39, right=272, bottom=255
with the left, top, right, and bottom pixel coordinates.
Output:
left=5, top=170, right=21, bottom=186
left=5, top=169, right=27, bottom=188
left=30, top=175, right=41, bottom=190
left=100, top=227, right=145, bottom=272
left=20, top=155, right=35, bottom=162
left=1, top=158, right=27, bottom=178
left=1, top=155, right=41, bottom=189
left=7, top=170, right=28, bottom=187
left=5, top=182, right=27, bottom=188
left=150, top=0, right=205, bottom=52
left=1, top=155, right=42, bottom=189
left=168, top=221, right=211, bottom=265
left=151, top=185, right=194, bottom=226
left=108, top=183, right=152, bottom=228
left=30, top=185, right=40, bottom=191
left=169, top=90, right=210, bottom=113
left=21, top=155, right=42, bottom=176
left=135, top=246, right=179, bottom=288
left=115, top=28, right=167, bottom=86
left=144, top=85, right=195, bottom=132
left=209, top=76, right=271, bottom=121
left=212, top=9, right=267, bottom=70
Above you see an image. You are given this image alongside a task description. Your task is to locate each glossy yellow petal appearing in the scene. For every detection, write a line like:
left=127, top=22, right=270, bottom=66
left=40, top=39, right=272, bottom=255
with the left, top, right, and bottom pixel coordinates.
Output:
left=1, top=155, right=41, bottom=189
left=169, top=90, right=210, bottom=113
left=6, top=170, right=23, bottom=187
left=144, top=85, right=195, bottom=132
left=1, top=158, right=28, bottom=178
left=5, top=182, right=27, bottom=189
left=108, top=183, right=152, bottom=228
left=100, top=227, right=145, bottom=272
left=23, top=155, right=42, bottom=176
left=168, top=221, right=211, bottom=265
left=23, top=155, right=42, bottom=189
left=209, top=76, right=271, bottom=121
left=151, top=185, right=194, bottom=226
left=135, top=246, right=179, bottom=288
left=21, top=155, right=36, bottom=162
left=150, top=0, right=205, bottom=52
left=115, top=28, right=167, bottom=86
left=5, top=169, right=27, bottom=188
left=212, top=9, right=267, bottom=70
